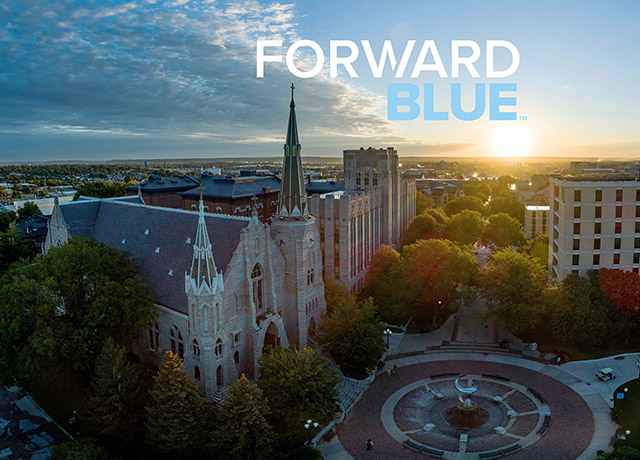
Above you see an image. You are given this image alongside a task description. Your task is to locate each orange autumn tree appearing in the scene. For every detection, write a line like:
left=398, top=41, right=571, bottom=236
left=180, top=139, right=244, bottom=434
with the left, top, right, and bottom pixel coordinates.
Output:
left=598, top=268, right=640, bottom=319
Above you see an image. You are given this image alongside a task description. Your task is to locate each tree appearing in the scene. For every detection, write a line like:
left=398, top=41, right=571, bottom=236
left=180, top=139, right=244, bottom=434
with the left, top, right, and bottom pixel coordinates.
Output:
left=443, top=195, right=485, bottom=216
left=547, top=274, right=612, bottom=346
left=318, top=297, right=385, bottom=372
left=423, top=207, right=448, bottom=224
left=0, top=211, right=17, bottom=233
left=323, top=278, right=352, bottom=313
left=74, top=181, right=129, bottom=200
left=477, top=249, right=547, bottom=335
left=399, top=239, right=476, bottom=326
left=89, top=337, right=146, bottom=444
left=481, top=213, right=525, bottom=248
left=51, top=438, right=112, bottom=460
left=145, top=351, right=206, bottom=453
left=522, top=234, right=549, bottom=268
left=404, top=213, right=442, bottom=245
left=363, top=245, right=402, bottom=322
left=442, top=210, right=485, bottom=245
left=214, top=374, right=274, bottom=460
left=463, top=182, right=491, bottom=202
left=416, top=191, right=434, bottom=215
left=598, top=268, right=640, bottom=320
left=257, top=347, right=340, bottom=442
left=0, top=237, right=155, bottom=381
left=597, top=446, right=640, bottom=460
left=485, top=195, right=525, bottom=223
left=17, top=201, right=43, bottom=221
left=0, top=225, right=30, bottom=272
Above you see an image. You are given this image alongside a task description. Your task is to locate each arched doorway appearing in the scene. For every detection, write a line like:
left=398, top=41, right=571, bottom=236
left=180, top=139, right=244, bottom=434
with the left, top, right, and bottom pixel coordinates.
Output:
left=216, top=365, right=223, bottom=387
left=308, top=317, right=316, bottom=338
left=262, top=322, right=279, bottom=354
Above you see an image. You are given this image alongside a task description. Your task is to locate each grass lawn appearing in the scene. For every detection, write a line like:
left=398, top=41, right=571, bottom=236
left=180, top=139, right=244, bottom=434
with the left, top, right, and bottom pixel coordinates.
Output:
left=613, top=379, right=640, bottom=450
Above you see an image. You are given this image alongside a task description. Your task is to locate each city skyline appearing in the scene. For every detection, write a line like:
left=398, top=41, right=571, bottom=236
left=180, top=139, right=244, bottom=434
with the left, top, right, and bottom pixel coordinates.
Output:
left=1, top=0, right=639, bottom=162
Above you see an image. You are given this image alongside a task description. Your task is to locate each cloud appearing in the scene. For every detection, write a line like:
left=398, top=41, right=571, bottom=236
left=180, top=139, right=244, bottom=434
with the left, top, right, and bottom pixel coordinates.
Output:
left=0, top=0, right=396, bottom=155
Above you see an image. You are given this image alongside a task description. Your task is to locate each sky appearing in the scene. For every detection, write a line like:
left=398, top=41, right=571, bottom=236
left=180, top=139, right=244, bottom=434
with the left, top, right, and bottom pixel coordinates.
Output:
left=0, top=0, right=639, bottom=162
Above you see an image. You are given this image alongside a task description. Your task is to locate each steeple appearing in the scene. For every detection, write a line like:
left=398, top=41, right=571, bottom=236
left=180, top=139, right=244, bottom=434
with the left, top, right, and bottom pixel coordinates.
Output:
left=186, top=185, right=223, bottom=295
left=277, top=83, right=308, bottom=218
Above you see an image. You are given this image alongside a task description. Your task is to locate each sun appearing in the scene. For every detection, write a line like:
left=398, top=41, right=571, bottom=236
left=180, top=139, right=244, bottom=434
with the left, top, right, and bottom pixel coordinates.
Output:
left=492, top=125, right=532, bottom=157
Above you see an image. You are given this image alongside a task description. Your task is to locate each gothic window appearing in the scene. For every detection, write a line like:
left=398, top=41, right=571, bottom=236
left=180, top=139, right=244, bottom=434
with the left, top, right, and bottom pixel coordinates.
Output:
left=234, top=351, right=239, bottom=364
left=251, top=264, right=264, bottom=310
left=194, top=366, right=201, bottom=381
left=216, top=365, right=223, bottom=386
left=148, top=321, right=159, bottom=351
left=170, top=325, right=184, bottom=359
left=192, top=339, right=201, bottom=357
left=233, top=293, right=239, bottom=316
left=215, top=338, right=223, bottom=356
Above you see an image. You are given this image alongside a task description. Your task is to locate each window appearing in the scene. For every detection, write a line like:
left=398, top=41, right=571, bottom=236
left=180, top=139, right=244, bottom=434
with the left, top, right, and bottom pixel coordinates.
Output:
left=616, top=206, right=623, bottom=218
left=234, top=332, right=241, bottom=345
left=596, top=190, right=603, bottom=202
left=593, top=254, right=600, bottom=265
left=636, top=238, right=640, bottom=249
left=234, top=351, right=239, bottom=364
left=595, top=223, right=602, bottom=234
left=251, top=264, right=263, bottom=310
left=637, top=189, right=640, bottom=201
left=615, top=238, right=621, bottom=250
left=215, top=338, right=223, bottom=356
left=614, top=253, right=621, bottom=265
left=636, top=222, right=640, bottom=233
left=574, top=190, right=581, bottom=202
left=637, top=206, right=640, bottom=218
left=594, top=239, right=601, bottom=250
left=616, top=189, right=623, bottom=201
left=192, top=339, right=201, bottom=357
left=573, top=239, right=580, bottom=251
left=573, top=223, right=580, bottom=234
left=572, top=254, right=579, bottom=266
left=170, top=326, right=184, bottom=359
left=595, top=207, right=602, bottom=219
left=635, top=253, right=640, bottom=264
left=574, top=207, right=581, bottom=218
left=616, top=222, right=622, bottom=233
left=149, top=321, right=159, bottom=351
left=194, top=366, right=201, bottom=381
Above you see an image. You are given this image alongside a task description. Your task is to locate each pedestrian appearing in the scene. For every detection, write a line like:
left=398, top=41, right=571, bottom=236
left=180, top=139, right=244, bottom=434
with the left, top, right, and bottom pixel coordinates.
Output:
left=387, top=368, right=391, bottom=378
left=392, top=364, right=398, bottom=375
left=367, top=439, right=374, bottom=450
left=484, top=322, right=488, bottom=328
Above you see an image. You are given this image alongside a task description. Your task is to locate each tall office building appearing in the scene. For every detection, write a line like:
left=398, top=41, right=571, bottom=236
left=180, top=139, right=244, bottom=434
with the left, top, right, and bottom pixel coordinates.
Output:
left=549, top=175, right=640, bottom=280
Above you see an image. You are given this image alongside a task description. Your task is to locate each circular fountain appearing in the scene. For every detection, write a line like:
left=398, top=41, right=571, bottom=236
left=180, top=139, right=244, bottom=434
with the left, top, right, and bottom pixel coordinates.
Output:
left=443, top=376, right=489, bottom=429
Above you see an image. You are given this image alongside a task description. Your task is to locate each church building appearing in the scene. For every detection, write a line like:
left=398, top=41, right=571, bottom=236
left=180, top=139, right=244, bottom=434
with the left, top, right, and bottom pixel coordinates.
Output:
left=43, top=86, right=325, bottom=400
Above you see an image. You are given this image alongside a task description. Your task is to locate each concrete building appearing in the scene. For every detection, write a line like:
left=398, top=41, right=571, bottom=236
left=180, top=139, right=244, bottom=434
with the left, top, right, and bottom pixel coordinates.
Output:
left=524, top=205, right=550, bottom=239
left=549, top=176, right=640, bottom=280
left=308, top=148, right=415, bottom=293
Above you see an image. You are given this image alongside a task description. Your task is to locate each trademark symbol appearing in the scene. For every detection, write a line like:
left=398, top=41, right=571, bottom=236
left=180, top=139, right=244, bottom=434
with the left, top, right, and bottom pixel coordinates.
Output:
left=519, top=115, right=528, bottom=121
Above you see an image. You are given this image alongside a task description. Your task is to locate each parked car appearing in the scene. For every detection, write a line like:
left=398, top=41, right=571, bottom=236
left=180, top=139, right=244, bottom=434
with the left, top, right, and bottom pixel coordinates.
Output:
left=596, top=367, right=616, bottom=382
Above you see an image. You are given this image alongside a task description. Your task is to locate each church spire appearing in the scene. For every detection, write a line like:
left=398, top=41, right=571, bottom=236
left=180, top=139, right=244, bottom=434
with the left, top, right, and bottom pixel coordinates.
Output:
left=186, top=184, right=223, bottom=295
left=277, top=83, right=308, bottom=218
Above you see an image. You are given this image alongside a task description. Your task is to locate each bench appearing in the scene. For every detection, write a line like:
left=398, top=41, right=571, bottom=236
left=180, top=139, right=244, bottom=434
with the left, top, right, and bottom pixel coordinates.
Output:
left=537, top=415, right=551, bottom=435
left=527, top=388, right=547, bottom=404
left=501, top=444, right=522, bottom=455
left=422, top=446, right=445, bottom=457
left=479, top=451, right=502, bottom=459
left=430, top=373, right=459, bottom=379
left=403, top=440, right=422, bottom=452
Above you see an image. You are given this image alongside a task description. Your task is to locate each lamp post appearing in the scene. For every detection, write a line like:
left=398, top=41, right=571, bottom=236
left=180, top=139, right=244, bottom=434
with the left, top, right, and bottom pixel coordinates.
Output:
left=384, top=328, right=392, bottom=350
left=304, top=419, right=319, bottom=444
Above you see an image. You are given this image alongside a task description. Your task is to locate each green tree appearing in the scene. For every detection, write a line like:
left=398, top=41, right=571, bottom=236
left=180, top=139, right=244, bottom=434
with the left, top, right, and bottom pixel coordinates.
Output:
left=363, top=245, right=402, bottom=322
left=404, top=213, right=442, bottom=245
left=477, top=249, right=547, bottom=335
left=0, top=211, right=17, bottom=232
left=17, top=201, right=43, bottom=221
left=323, top=278, right=353, bottom=313
left=423, top=207, right=448, bottom=224
left=89, top=337, right=146, bottom=444
left=214, top=374, right=274, bottom=460
left=463, top=182, right=491, bottom=202
left=0, top=237, right=155, bottom=381
left=74, top=181, right=129, bottom=200
left=257, top=347, right=340, bottom=442
left=0, top=225, right=30, bottom=272
left=399, top=239, right=476, bottom=326
left=51, top=438, right=112, bottom=460
left=145, top=351, right=206, bottom=453
left=415, top=191, right=434, bottom=214
left=443, top=195, right=485, bottom=216
left=442, top=210, right=485, bottom=245
left=481, top=213, right=525, bottom=248
left=485, top=195, right=525, bottom=223
left=597, top=446, right=640, bottom=460
left=547, top=274, right=612, bottom=346
left=522, top=234, right=549, bottom=268
left=318, top=297, right=385, bottom=372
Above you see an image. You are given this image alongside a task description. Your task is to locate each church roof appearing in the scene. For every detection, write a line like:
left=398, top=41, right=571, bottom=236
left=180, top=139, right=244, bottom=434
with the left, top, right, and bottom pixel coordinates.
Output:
left=306, top=180, right=345, bottom=194
left=56, top=199, right=250, bottom=314
left=125, top=174, right=200, bottom=193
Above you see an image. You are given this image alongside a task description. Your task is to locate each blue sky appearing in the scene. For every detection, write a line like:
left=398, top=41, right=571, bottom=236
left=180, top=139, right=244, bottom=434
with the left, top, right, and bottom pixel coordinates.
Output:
left=0, top=0, right=639, bottom=161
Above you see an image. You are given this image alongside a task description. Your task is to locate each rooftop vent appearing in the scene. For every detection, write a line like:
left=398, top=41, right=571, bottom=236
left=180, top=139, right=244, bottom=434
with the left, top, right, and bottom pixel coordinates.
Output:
left=121, top=239, right=126, bottom=244
left=155, top=247, right=160, bottom=253
left=186, top=237, right=191, bottom=244
left=144, top=229, right=149, bottom=235
left=168, top=269, right=173, bottom=276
